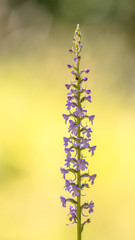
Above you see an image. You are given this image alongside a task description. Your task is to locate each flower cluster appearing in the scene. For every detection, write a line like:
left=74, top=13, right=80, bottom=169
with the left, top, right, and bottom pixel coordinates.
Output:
left=60, top=24, right=97, bottom=233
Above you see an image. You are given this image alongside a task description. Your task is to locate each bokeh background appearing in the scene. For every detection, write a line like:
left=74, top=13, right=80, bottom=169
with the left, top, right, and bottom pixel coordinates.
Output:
left=0, top=0, right=135, bottom=239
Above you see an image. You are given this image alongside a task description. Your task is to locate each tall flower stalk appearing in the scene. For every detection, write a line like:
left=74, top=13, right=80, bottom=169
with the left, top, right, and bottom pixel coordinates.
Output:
left=60, top=24, right=97, bottom=240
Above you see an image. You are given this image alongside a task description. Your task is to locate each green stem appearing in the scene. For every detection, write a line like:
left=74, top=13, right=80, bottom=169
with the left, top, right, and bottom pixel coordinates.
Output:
left=77, top=48, right=81, bottom=240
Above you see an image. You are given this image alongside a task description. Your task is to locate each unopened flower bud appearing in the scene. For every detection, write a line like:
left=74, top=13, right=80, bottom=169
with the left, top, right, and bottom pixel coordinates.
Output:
left=69, top=49, right=73, bottom=53
left=83, top=77, right=88, bottom=81
left=85, top=69, right=90, bottom=73
left=79, top=44, right=83, bottom=49
left=86, top=89, right=91, bottom=94
left=67, top=64, right=72, bottom=68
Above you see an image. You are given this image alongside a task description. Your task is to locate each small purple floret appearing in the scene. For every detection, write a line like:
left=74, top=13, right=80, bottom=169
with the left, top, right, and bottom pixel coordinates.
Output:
left=69, top=49, right=73, bottom=53
left=67, top=205, right=77, bottom=225
left=68, top=96, right=74, bottom=101
left=83, top=77, right=88, bottom=81
left=77, top=158, right=88, bottom=171
left=63, top=137, right=71, bottom=147
left=73, top=107, right=87, bottom=117
left=62, top=114, right=70, bottom=124
left=88, top=201, right=94, bottom=214
left=65, top=147, right=74, bottom=158
left=64, top=157, right=72, bottom=167
left=81, top=138, right=91, bottom=148
left=68, top=120, right=79, bottom=136
left=65, top=180, right=72, bottom=192
left=71, top=185, right=81, bottom=197
left=88, top=115, right=95, bottom=125
left=86, top=95, right=91, bottom=102
left=67, top=64, right=72, bottom=68
left=60, top=196, right=67, bottom=207
left=83, top=128, right=92, bottom=138
left=79, top=44, right=83, bottom=48
left=90, top=174, right=97, bottom=185
left=89, top=146, right=96, bottom=156
left=85, top=89, right=91, bottom=94
left=60, top=168, right=69, bottom=179
left=71, top=70, right=77, bottom=76
left=85, top=69, right=90, bottom=73
left=66, top=100, right=73, bottom=111
left=65, top=84, right=71, bottom=90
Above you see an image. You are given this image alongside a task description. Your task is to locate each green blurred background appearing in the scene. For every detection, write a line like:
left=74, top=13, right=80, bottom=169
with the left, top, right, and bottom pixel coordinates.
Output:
left=0, top=0, right=135, bottom=239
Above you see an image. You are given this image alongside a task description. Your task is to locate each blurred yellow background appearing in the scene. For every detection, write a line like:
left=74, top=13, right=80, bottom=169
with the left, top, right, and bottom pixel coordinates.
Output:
left=0, top=0, right=135, bottom=239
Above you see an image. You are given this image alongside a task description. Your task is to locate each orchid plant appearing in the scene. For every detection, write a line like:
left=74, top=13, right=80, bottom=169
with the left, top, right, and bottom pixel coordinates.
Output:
left=60, top=24, right=97, bottom=240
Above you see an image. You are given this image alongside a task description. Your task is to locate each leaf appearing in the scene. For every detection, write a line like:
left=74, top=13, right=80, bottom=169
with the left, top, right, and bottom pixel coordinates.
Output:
left=80, top=97, right=86, bottom=103
left=79, top=173, right=91, bottom=180
left=68, top=168, right=77, bottom=174
left=67, top=198, right=77, bottom=205
left=81, top=219, right=90, bottom=232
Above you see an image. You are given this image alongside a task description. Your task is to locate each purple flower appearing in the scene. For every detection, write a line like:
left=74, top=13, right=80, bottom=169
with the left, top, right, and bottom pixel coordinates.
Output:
left=85, top=89, right=91, bottom=94
left=86, top=95, right=91, bottom=102
left=67, top=89, right=74, bottom=95
left=64, top=157, right=72, bottom=167
left=60, top=168, right=69, bottom=179
left=67, top=205, right=77, bottom=225
left=68, top=120, right=79, bottom=136
left=65, top=84, right=71, bottom=89
left=69, top=49, right=73, bottom=53
left=81, top=138, right=91, bottom=148
left=77, top=56, right=81, bottom=59
left=65, top=147, right=74, bottom=158
left=62, top=114, right=70, bottom=124
left=63, top=137, right=71, bottom=147
left=73, top=137, right=82, bottom=147
left=85, top=69, right=90, bottom=73
left=88, top=115, right=95, bottom=125
left=77, top=158, right=88, bottom=171
left=88, top=201, right=94, bottom=214
left=67, top=96, right=74, bottom=101
left=66, top=100, right=74, bottom=111
left=81, top=183, right=90, bottom=188
left=79, top=44, right=83, bottom=49
left=83, top=77, right=88, bottom=81
left=65, top=180, right=72, bottom=192
left=71, top=70, right=77, bottom=76
left=83, top=128, right=92, bottom=138
left=71, top=185, right=81, bottom=197
left=60, top=196, right=67, bottom=207
left=73, top=57, right=77, bottom=62
left=67, top=64, right=72, bottom=68
left=90, top=174, right=97, bottom=185
left=89, top=146, right=96, bottom=156
left=73, top=107, right=87, bottom=117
